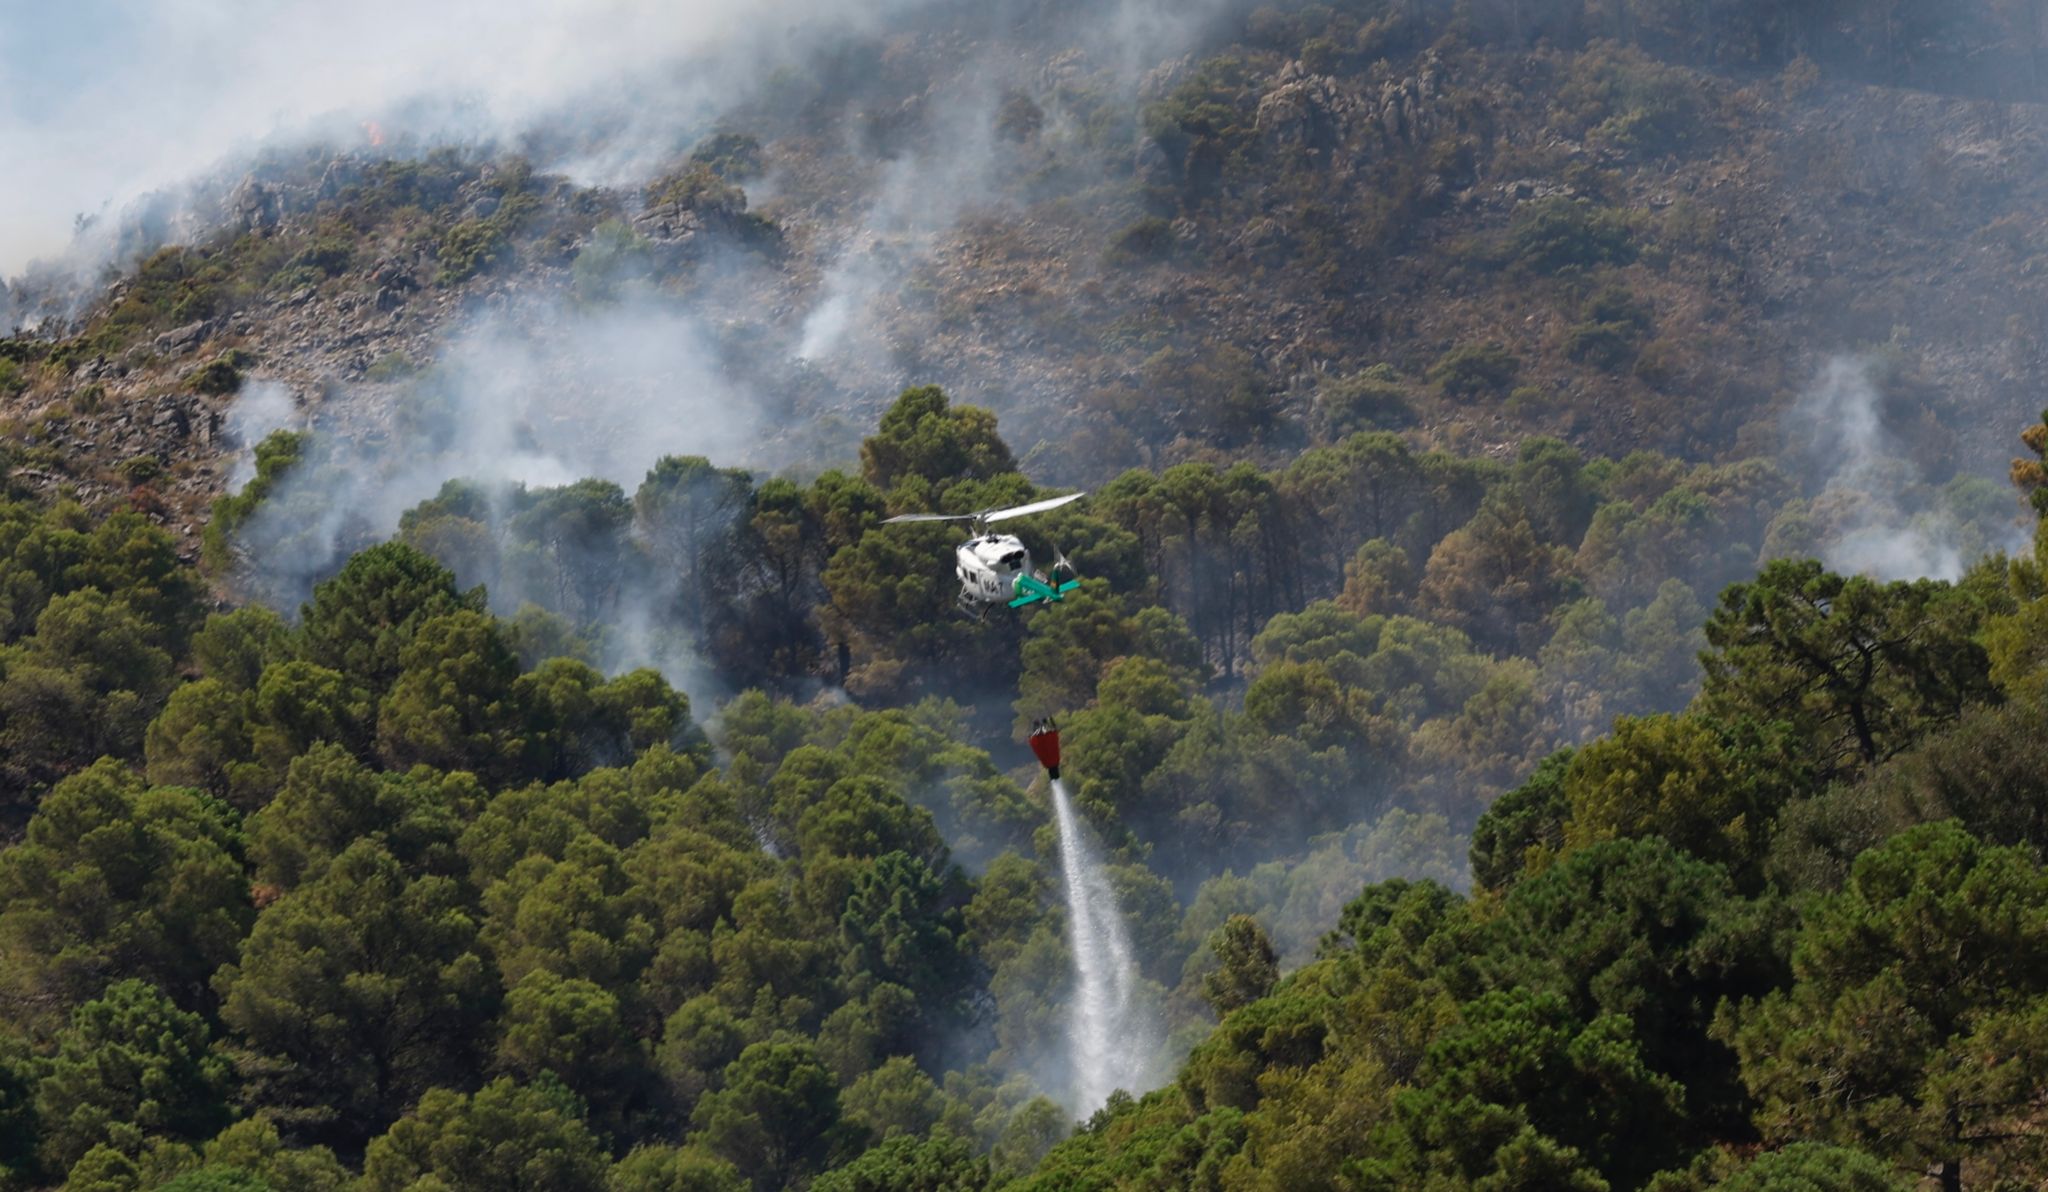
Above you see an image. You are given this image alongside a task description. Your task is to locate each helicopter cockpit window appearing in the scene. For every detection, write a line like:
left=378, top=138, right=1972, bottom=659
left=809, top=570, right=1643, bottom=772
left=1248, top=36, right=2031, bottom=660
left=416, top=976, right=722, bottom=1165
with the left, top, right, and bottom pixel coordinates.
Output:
left=999, top=551, right=1026, bottom=569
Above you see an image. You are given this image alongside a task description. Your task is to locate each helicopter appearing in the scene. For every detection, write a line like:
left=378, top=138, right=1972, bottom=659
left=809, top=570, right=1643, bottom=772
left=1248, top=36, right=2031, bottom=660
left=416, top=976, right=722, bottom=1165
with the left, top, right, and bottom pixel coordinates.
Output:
left=882, top=492, right=1086, bottom=612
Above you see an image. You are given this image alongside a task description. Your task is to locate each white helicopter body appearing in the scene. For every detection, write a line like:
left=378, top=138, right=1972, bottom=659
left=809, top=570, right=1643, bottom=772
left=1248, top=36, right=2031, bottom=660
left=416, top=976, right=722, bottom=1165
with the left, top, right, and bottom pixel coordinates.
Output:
left=956, top=534, right=1035, bottom=604
left=883, top=492, right=1087, bottom=611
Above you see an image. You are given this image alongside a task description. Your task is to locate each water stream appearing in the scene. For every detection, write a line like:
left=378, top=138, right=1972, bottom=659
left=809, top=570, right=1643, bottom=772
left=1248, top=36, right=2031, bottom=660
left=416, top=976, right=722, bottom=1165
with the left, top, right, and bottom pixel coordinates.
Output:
left=1048, top=777, right=1158, bottom=1114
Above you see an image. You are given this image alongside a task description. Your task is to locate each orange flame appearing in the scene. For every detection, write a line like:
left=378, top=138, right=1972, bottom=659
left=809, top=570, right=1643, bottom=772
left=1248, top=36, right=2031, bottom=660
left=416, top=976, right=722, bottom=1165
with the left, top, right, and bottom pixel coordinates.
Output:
left=363, top=120, right=385, bottom=148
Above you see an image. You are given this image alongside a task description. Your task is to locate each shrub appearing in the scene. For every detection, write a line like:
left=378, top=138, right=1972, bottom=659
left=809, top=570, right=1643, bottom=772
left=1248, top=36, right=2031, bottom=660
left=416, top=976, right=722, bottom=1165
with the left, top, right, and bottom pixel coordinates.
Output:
left=1143, top=54, right=1260, bottom=157
left=1300, top=35, right=1341, bottom=75
left=269, top=236, right=356, bottom=292
left=1107, top=216, right=1176, bottom=263
left=1317, top=374, right=1414, bottom=434
left=995, top=92, right=1045, bottom=143
left=1506, top=385, right=1549, bottom=417
left=96, top=247, right=231, bottom=344
left=202, top=429, right=307, bottom=573
left=1633, top=339, right=1684, bottom=388
left=1556, top=286, right=1654, bottom=366
left=688, top=131, right=765, bottom=180
left=364, top=352, right=417, bottom=383
left=1781, top=55, right=1822, bottom=101
left=118, top=455, right=164, bottom=486
left=1586, top=286, right=1652, bottom=331
left=651, top=165, right=747, bottom=219
left=1427, top=343, right=1519, bottom=399
left=354, top=151, right=473, bottom=217
left=186, top=357, right=243, bottom=396
left=284, top=237, right=353, bottom=279
left=1558, top=42, right=1704, bottom=157
left=436, top=219, right=511, bottom=285
left=1507, top=198, right=1636, bottom=274
left=1564, top=321, right=1640, bottom=369
left=571, top=220, right=655, bottom=302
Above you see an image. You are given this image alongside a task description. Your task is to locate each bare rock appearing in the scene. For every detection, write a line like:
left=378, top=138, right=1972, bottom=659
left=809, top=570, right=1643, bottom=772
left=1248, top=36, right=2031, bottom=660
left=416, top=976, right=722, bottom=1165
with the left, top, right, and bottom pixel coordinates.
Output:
left=152, top=320, right=209, bottom=355
left=1498, top=178, right=1579, bottom=206
left=371, top=257, right=421, bottom=294
left=1135, top=138, right=1175, bottom=189
left=1374, top=53, right=1449, bottom=148
left=1039, top=49, right=1088, bottom=91
left=229, top=176, right=280, bottom=233
left=317, top=155, right=366, bottom=199
left=1229, top=216, right=1294, bottom=265
left=1256, top=63, right=1353, bottom=151
left=1139, top=55, right=1189, bottom=102
left=632, top=201, right=704, bottom=245
left=151, top=399, right=192, bottom=439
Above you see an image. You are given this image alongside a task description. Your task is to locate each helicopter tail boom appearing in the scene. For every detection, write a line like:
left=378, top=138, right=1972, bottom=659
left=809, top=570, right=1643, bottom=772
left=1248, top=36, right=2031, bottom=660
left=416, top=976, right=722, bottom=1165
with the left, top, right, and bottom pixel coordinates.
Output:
left=1008, top=572, right=1082, bottom=608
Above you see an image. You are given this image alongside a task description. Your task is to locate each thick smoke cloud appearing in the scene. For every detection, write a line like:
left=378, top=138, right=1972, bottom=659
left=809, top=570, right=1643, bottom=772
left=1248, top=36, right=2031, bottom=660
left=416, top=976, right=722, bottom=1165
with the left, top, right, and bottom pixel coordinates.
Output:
left=0, top=0, right=963, bottom=280
left=1, top=0, right=1238, bottom=287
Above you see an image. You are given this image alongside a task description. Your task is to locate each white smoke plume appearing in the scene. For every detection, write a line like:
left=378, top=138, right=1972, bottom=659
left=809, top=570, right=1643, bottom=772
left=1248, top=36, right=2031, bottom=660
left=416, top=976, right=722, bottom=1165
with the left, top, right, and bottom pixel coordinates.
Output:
left=798, top=125, right=1000, bottom=362
left=790, top=0, right=1236, bottom=368
left=222, top=379, right=298, bottom=489
left=220, top=289, right=778, bottom=704
left=236, top=295, right=766, bottom=529
left=1790, top=355, right=2028, bottom=581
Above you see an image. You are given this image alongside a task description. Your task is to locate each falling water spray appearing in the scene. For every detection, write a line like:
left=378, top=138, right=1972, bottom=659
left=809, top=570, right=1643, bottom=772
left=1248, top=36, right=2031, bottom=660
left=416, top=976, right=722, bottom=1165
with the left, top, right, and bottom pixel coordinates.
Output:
left=1047, top=776, right=1159, bottom=1115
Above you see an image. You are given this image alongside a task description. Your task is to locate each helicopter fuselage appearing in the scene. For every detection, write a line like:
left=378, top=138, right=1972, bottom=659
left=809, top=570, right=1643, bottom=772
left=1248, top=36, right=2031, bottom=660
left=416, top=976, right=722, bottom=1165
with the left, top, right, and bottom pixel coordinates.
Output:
left=956, top=534, right=1033, bottom=604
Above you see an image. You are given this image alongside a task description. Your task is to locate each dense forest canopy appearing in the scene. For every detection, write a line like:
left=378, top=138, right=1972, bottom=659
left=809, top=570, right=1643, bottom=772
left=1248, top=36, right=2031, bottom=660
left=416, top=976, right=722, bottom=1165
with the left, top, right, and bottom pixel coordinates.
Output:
left=0, top=384, right=2035, bottom=1189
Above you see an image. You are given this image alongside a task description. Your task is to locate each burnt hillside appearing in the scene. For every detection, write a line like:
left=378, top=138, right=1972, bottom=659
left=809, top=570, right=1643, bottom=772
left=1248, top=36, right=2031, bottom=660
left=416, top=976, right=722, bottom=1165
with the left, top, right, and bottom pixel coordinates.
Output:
left=2, top=1, right=2045, bottom=547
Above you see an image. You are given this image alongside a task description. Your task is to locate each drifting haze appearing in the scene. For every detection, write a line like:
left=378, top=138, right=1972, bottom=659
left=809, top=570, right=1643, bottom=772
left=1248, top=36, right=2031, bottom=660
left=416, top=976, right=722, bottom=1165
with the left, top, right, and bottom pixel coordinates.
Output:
left=0, top=0, right=957, bottom=277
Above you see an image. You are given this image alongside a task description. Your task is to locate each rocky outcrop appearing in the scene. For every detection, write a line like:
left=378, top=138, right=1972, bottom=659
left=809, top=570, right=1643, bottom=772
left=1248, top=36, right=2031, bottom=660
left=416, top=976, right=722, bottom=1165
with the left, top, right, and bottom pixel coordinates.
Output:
left=317, top=155, right=367, bottom=200
left=229, top=178, right=281, bottom=234
left=1251, top=53, right=1450, bottom=164
left=370, top=256, right=424, bottom=312
left=1138, top=55, right=1189, bottom=102
left=152, top=320, right=211, bottom=356
left=1373, top=53, right=1448, bottom=148
left=1256, top=64, right=1354, bottom=151
left=1135, top=138, right=1175, bottom=189
left=631, top=201, right=711, bottom=245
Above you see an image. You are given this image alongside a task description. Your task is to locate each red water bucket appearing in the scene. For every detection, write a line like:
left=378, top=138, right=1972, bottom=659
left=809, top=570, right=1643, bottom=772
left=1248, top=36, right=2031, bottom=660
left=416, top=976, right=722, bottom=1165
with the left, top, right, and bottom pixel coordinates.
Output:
left=1028, top=723, right=1062, bottom=780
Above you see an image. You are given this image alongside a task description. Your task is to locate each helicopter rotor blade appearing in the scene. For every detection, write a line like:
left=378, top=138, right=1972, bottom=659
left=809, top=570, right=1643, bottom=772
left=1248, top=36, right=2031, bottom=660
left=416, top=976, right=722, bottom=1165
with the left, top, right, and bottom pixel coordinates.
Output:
left=982, top=492, right=1086, bottom=524
left=880, top=512, right=982, bottom=524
